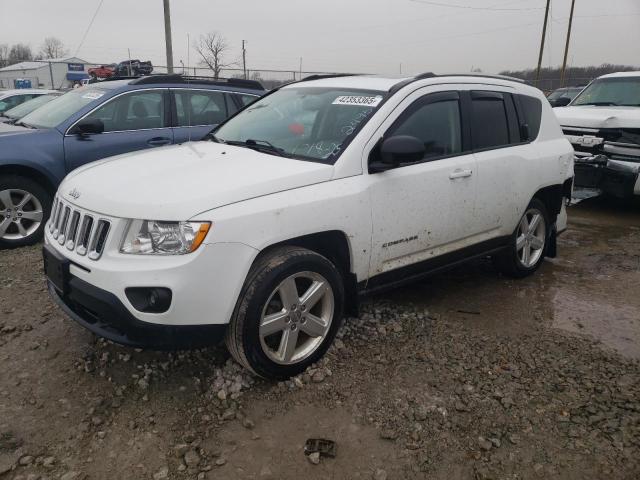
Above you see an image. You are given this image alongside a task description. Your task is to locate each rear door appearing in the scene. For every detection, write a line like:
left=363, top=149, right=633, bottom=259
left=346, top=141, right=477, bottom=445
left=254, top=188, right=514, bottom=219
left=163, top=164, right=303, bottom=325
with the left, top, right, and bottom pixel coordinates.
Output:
left=170, top=89, right=239, bottom=143
left=467, top=89, right=539, bottom=236
left=63, top=89, right=173, bottom=172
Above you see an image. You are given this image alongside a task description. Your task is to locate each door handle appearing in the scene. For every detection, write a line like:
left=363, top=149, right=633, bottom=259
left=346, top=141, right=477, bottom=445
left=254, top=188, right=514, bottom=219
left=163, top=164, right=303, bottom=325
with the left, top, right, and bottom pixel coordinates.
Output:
left=449, top=169, right=473, bottom=180
left=147, top=137, right=171, bottom=146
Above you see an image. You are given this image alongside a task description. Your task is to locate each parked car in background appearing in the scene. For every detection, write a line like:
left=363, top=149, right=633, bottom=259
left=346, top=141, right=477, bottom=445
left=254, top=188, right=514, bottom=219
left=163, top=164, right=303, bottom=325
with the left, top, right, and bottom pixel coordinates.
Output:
left=115, top=60, right=153, bottom=77
left=43, top=73, right=573, bottom=379
left=0, top=92, right=62, bottom=124
left=0, top=74, right=265, bottom=247
left=88, top=64, right=117, bottom=80
left=0, top=89, right=58, bottom=115
left=547, top=86, right=585, bottom=107
left=554, top=71, right=640, bottom=198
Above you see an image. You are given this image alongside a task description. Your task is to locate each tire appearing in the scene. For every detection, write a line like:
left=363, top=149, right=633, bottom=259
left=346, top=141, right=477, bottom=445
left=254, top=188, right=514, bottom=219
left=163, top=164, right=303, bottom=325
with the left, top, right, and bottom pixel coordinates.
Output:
left=225, top=246, right=344, bottom=380
left=493, top=198, right=549, bottom=278
left=0, top=175, right=52, bottom=248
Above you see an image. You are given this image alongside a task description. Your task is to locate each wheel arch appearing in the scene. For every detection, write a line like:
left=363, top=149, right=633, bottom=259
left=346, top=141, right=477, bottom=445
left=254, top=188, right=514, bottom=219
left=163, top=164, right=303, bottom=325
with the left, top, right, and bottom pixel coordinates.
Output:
left=255, top=230, right=359, bottom=317
left=0, top=164, right=57, bottom=196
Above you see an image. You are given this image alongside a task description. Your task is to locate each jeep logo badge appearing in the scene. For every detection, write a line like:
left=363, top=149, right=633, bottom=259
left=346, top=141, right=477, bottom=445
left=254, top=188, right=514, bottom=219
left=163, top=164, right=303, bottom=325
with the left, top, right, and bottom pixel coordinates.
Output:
left=68, top=188, right=81, bottom=200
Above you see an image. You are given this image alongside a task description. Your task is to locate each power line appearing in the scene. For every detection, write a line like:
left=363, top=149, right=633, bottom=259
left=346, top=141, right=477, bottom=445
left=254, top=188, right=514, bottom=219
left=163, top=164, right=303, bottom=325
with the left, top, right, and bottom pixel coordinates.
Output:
left=409, top=0, right=543, bottom=12
left=74, top=0, right=105, bottom=57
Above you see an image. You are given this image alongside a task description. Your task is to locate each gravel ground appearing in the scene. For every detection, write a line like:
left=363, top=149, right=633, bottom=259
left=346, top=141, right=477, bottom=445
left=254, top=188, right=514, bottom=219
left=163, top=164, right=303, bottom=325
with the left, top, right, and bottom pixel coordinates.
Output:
left=0, top=196, right=639, bottom=480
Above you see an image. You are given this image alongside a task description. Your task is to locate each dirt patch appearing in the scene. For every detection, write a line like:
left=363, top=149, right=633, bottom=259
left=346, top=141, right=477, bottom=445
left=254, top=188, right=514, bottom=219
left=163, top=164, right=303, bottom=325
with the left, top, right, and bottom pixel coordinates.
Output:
left=0, top=196, right=639, bottom=480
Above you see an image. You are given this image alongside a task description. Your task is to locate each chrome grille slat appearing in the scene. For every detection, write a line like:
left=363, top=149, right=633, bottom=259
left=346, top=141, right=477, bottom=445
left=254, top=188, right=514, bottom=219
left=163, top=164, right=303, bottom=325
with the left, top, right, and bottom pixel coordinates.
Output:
left=66, top=211, right=81, bottom=250
left=57, top=206, right=71, bottom=245
left=50, top=196, right=111, bottom=261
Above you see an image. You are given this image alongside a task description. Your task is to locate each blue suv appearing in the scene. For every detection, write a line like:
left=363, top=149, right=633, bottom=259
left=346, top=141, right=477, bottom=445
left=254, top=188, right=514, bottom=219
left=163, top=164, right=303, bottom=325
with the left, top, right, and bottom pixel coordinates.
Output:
left=0, top=75, right=264, bottom=247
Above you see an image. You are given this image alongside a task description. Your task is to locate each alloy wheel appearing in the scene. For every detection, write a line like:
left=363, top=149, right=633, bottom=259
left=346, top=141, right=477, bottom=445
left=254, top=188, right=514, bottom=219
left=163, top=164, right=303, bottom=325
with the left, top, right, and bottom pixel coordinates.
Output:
left=516, top=207, right=546, bottom=268
left=259, top=271, right=334, bottom=365
left=0, top=189, right=44, bottom=241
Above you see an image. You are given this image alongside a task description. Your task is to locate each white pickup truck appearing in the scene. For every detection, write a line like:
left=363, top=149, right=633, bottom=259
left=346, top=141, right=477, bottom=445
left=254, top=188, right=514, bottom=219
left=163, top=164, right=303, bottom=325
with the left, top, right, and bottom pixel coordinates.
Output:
left=553, top=71, right=640, bottom=199
left=43, top=73, right=574, bottom=379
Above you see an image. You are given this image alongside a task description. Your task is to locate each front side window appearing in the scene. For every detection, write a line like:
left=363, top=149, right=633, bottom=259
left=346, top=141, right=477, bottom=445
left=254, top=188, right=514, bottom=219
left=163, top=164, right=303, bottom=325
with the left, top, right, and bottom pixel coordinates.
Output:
left=387, top=98, right=462, bottom=160
left=470, top=94, right=510, bottom=150
left=213, top=87, right=386, bottom=163
left=19, top=88, right=108, bottom=129
left=572, top=77, right=640, bottom=107
left=84, top=90, right=166, bottom=132
left=174, top=90, right=228, bottom=127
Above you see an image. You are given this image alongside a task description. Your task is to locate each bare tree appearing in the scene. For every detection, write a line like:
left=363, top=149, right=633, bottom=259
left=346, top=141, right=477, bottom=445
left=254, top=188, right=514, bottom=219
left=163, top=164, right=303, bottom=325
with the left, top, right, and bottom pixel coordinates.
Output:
left=8, top=43, right=33, bottom=65
left=39, top=37, right=68, bottom=59
left=0, top=44, right=8, bottom=68
left=193, top=32, right=233, bottom=79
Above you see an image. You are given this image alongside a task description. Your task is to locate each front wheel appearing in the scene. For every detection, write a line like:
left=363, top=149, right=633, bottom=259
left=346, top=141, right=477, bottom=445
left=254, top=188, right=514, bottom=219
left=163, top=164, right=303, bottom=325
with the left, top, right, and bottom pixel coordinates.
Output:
left=493, top=198, right=549, bottom=278
left=0, top=175, right=52, bottom=248
left=225, top=246, right=344, bottom=379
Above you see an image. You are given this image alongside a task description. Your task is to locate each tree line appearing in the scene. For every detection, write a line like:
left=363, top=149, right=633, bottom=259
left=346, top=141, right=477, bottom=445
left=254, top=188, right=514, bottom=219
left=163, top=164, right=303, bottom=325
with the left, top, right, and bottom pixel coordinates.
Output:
left=500, top=64, right=638, bottom=89
left=0, top=37, right=69, bottom=68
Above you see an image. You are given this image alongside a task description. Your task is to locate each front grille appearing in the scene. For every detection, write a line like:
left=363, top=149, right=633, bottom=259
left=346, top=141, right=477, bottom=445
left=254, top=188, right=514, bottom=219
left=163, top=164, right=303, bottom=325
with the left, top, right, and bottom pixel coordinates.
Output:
left=49, top=197, right=111, bottom=260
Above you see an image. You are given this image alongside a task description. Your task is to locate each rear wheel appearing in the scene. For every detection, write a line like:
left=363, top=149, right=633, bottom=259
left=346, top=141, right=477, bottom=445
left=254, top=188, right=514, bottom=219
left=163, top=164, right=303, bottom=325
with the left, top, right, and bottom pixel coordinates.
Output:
left=494, top=198, right=549, bottom=278
left=225, top=246, right=344, bottom=379
left=0, top=175, right=51, bottom=248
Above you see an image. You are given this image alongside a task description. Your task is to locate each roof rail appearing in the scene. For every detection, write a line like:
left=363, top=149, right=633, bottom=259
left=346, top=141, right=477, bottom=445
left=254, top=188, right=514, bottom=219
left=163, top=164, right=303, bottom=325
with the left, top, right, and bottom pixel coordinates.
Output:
left=300, top=73, right=361, bottom=82
left=124, top=74, right=264, bottom=90
left=419, top=72, right=526, bottom=83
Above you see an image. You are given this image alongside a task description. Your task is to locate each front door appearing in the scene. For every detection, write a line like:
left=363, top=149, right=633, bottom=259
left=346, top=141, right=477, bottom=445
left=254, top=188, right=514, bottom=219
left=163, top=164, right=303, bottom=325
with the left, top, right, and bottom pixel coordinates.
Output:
left=367, top=89, right=478, bottom=280
left=64, top=89, right=173, bottom=172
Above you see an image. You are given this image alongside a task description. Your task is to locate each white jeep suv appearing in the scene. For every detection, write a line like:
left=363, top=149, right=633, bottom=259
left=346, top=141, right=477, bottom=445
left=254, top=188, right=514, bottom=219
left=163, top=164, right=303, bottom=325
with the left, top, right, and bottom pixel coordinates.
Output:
left=43, top=73, right=574, bottom=379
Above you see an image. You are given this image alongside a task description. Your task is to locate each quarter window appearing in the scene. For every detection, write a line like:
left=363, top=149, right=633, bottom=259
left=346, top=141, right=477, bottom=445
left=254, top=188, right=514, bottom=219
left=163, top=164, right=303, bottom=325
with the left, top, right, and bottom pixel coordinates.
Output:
left=516, top=94, right=542, bottom=141
left=83, top=91, right=166, bottom=132
left=387, top=98, right=462, bottom=160
left=470, top=93, right=510, bottom=150
left=174, top=90, right=228, bottom=127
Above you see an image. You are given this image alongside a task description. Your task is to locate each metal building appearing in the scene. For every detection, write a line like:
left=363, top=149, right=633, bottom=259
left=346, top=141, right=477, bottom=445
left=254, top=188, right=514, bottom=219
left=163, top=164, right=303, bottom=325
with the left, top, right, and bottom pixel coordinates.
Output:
left=0, top=57, right=90, bottom=90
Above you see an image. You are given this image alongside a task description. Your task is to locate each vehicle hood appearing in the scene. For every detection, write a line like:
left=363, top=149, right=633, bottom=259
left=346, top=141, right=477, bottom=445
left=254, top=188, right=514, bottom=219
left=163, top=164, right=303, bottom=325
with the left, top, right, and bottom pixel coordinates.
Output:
left=0, top=122, right=31, bottom=133
left=60, top=141, right=334, bottom=219
left=553, top=105, right=640, bottom=129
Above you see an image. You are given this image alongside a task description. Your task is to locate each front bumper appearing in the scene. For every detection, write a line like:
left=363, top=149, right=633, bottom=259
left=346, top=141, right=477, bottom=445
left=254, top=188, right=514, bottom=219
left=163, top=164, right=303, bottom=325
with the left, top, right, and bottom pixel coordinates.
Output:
left=573, top=154, right=640, bottom=199
left=47, top=275, right=226, bottom=349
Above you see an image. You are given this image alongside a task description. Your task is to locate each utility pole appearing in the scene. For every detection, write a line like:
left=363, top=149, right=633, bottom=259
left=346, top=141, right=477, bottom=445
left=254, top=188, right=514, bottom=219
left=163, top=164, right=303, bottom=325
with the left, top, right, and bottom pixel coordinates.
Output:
left=242, top=40, right=247, bottom=79
left=127, top=48, right=132, bottom=76
left=163, top=0, right=174, bottom=73
left=48, top=61, right=54, bottom=89
left=560, top=0, right=576, bottom=87
left=299, top=57, right=302, bottom=80
left=535, top=0, right=551, bottom=87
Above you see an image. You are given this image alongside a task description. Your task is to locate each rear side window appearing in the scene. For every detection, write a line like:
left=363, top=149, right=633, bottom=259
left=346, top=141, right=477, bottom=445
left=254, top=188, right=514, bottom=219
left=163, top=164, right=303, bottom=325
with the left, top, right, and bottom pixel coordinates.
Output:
left=174, top=90, right=229, bottom=127
left=516, top=94, right=542, bottom=141
left=470, top=92, right=510, bottom=150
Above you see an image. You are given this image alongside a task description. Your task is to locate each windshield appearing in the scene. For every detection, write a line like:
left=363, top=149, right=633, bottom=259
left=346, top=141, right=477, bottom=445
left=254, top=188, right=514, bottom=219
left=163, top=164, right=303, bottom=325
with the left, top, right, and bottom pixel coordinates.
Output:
left=548, top=88, right=582, bottom=101
left=572, top=77, right=640, bottom=107
left=213, top=87, right=386, bottom=162
left=4, top=94, right=59, bottom=120
left=18, top=88, right=108, bottom=128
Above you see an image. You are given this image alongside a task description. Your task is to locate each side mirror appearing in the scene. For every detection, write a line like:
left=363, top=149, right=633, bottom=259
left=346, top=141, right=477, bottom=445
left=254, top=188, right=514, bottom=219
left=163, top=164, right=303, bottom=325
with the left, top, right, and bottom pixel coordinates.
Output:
left=73, top=118, right=104, bottom=136
left=370, top=135, right=425, bottom=172
left=552, top=96, right=571, bottom=107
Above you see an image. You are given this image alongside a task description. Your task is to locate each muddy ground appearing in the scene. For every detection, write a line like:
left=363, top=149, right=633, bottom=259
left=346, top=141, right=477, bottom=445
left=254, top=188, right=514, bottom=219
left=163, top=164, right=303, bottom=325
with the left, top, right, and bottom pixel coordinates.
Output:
left=0, top=196, right=639, bottom=480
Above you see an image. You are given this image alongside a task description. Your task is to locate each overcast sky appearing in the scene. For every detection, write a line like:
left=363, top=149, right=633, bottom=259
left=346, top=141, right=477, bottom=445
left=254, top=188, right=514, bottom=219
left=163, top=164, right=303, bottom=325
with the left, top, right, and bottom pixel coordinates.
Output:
left=1, top=0, right=639, bottom=76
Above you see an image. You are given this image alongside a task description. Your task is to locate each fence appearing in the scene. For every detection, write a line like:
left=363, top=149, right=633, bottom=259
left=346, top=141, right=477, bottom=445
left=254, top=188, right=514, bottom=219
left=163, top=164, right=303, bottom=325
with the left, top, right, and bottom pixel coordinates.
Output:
left=0, top=59, right=601, bottom=92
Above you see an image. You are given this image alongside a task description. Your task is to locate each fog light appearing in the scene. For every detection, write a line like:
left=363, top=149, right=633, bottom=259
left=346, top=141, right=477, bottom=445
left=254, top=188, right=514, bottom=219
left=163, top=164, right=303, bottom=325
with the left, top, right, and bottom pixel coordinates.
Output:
left=125, top=287, right=172, bottom=313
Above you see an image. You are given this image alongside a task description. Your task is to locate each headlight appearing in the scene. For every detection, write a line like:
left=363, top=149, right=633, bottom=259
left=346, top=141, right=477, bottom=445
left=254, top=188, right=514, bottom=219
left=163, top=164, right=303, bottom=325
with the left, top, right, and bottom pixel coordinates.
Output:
left=120, top=220, right=211, bottom=255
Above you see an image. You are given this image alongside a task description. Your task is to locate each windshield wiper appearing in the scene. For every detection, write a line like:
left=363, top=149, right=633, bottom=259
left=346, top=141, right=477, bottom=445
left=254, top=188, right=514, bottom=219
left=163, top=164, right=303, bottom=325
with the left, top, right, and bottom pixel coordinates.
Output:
left=225, top=139, right=288, bottom=157
left=578, top=102, right=619, bottom=106
left=15, top=120, right=35, bottom=129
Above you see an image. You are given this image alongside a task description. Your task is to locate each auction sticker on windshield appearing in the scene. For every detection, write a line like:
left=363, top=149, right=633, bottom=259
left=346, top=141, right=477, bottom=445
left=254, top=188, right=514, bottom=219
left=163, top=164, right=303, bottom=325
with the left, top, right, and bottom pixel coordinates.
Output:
left=332, top=95, right=383, bottom=107
left=81, top=91, right=105, bottom=100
